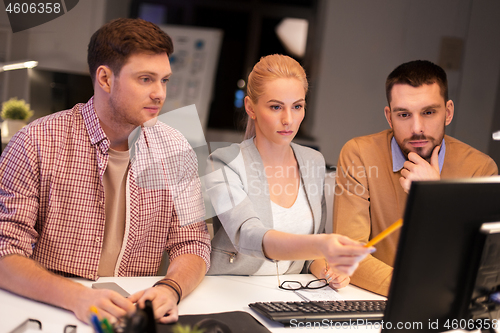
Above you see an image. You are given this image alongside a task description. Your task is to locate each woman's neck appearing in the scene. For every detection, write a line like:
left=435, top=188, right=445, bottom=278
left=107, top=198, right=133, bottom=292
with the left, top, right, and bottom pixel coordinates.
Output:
left=254, top=136, right=295, bottom=167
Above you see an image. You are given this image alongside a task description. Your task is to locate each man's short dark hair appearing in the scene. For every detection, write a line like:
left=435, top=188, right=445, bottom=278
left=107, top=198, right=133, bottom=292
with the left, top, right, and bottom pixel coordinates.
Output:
left=385, top=60, right=448, bottom=104
left=87, top=18, right=174, bottom=84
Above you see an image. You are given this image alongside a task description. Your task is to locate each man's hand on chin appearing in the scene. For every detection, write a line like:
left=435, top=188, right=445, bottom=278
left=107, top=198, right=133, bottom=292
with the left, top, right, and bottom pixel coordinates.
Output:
left=399, top=145, right=441, bottom=193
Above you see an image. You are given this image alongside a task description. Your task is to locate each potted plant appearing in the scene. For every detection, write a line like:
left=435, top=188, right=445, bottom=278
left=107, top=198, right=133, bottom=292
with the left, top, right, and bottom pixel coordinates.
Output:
left=1, top=97, right=33, bottom=144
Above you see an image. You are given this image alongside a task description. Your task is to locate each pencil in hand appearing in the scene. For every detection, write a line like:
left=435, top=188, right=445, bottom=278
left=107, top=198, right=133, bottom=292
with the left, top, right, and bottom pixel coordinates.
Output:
left=364, top=218, right=403, bottom=248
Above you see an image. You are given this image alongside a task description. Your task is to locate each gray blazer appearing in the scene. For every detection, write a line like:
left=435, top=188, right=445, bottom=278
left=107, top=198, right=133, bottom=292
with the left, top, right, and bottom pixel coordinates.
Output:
left=205, top=138, right=326, bottom=275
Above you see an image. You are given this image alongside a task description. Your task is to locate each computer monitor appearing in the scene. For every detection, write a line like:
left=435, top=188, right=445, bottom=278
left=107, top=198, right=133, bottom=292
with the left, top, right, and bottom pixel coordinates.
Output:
left=382, top=178, right=500, bottom=333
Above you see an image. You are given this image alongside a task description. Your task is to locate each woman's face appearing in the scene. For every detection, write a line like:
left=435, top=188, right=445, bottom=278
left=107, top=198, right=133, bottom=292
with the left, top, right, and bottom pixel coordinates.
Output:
left=246, top=78, right=306, bottom=147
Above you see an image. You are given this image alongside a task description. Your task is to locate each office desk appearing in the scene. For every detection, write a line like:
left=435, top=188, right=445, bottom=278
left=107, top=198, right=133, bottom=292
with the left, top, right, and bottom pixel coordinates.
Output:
left=0, top=274, right=387, bottom=333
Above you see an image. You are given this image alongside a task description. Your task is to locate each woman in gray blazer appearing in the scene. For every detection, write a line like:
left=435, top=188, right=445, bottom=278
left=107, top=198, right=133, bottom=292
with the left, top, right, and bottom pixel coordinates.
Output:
left=205, top=54, right=373, bottom=289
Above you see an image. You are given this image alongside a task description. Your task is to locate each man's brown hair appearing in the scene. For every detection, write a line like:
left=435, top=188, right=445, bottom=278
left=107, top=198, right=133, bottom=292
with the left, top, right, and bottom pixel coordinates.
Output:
left=87, top=18, right=173, bottom=84
left=385, top=60, right=448, bottom=105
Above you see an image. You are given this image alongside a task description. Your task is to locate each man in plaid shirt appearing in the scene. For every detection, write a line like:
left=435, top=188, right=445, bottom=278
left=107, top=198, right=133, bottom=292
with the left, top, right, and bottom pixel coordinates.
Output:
left=0, top=18, right=211, bottom=325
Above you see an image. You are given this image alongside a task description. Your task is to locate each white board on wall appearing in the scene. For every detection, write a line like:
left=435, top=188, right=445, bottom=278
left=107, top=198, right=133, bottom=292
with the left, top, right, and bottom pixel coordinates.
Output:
left=159, top=25, right=223, bottom=134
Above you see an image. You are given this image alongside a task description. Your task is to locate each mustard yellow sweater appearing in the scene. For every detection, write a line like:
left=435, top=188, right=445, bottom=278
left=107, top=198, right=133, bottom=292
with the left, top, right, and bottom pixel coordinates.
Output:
left=333, top=129, right=498, bottom=296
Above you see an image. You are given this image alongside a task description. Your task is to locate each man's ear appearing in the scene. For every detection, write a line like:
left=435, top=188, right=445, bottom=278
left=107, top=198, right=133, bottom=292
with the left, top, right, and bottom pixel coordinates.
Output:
left=384, top=106, right=393, bottom=129
left=95, top=65, right=114, bottom=94
left=244, top=96, right=256, bottom=120
left=445, top=100, right=454, bottom=126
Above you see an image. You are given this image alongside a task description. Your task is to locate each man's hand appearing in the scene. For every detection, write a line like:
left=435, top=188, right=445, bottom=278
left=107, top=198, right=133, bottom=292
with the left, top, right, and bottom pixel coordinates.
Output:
left=399, top=145, right=441, bottom=193
left=0, top=255, right=136, bottom=326
left=127, top=254, right=206, bottom=324
left=72, top=287, right=135, bottom=325
left=128, top=285, right=179, bottom=324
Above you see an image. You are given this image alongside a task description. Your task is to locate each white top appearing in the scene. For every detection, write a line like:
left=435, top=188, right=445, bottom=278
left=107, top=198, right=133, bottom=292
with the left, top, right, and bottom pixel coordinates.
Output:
left=253, top=180, right=314, bottom=275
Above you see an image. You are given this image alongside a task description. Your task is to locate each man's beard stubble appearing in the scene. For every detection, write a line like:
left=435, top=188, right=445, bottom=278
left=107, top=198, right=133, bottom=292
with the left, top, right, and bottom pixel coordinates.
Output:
left=399, top=134, right=441, bottom=161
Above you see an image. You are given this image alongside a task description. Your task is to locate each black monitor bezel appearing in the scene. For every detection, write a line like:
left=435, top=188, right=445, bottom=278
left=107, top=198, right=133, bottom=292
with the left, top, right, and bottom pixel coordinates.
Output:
left=382, top=177, right=500, bottom=333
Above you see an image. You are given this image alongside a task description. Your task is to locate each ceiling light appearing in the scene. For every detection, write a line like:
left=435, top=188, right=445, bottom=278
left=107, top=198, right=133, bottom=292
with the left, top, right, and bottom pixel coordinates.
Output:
left=0, top=61, right=38, bottom=72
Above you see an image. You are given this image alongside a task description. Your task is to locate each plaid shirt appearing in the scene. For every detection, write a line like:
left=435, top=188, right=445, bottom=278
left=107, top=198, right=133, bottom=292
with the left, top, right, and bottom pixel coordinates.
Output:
left=0, top=98, right=210, bottom=280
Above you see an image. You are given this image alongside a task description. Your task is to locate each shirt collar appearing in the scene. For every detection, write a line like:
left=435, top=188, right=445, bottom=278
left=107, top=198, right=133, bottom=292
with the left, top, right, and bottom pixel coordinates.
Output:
left=82, top=96, right=110, bottom=154
left=391, top=136, right=446, bottom=173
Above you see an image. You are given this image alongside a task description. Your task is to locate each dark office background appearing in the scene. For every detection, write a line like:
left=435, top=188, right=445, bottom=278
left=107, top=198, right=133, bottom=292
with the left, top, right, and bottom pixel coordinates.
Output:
left=2, top=0, right=500, bottom=166
left=130, top=0, right=322, bottom=137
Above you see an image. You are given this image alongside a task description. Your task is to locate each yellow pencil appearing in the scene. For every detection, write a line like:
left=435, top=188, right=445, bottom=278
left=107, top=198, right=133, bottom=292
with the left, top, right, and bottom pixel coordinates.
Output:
left=364, top=219, right=403, bottom=247
left=90, top=306, right=99, bottom=316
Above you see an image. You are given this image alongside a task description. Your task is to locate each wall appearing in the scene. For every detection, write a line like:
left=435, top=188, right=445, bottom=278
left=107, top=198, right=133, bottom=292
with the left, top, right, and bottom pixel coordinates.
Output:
left=25, top=0, right=106, bottom=75
left=0, top=0, right=106, bottom=115
left=1, top=0, right=131, bottom=76
left=0, top=6, right=31, bottom=102
left=311, top=0, right=500, bottom=165
left=453, top=1, right=500, bottom=158
left=0, top=0, right=129, bottom=116
left=487, top=65, right=500, bottom=165
left=2, top=0, right=500, bottom=166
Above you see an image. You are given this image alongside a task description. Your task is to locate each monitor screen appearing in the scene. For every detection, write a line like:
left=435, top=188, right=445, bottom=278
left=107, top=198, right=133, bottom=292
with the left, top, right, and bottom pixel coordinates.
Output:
left=382, top=177, right=500, bottom=333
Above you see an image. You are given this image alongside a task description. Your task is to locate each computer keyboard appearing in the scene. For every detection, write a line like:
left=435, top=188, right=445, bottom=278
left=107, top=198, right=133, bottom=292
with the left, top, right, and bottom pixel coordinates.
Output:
left=249, top=300, right=386, bottom=326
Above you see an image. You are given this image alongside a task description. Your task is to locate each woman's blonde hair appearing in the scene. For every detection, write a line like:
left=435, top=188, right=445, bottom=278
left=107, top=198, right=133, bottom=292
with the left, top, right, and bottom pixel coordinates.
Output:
left=244, top=54, right=308, bottom=140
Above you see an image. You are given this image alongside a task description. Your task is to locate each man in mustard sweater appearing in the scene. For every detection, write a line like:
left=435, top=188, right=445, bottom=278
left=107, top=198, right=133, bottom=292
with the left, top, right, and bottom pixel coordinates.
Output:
left=333, top=60, right=498, bottom=296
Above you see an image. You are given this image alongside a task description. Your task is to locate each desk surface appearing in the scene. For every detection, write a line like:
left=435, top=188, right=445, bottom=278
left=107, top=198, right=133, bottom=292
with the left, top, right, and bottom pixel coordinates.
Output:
left=0, top=274, right=387, bottom=333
